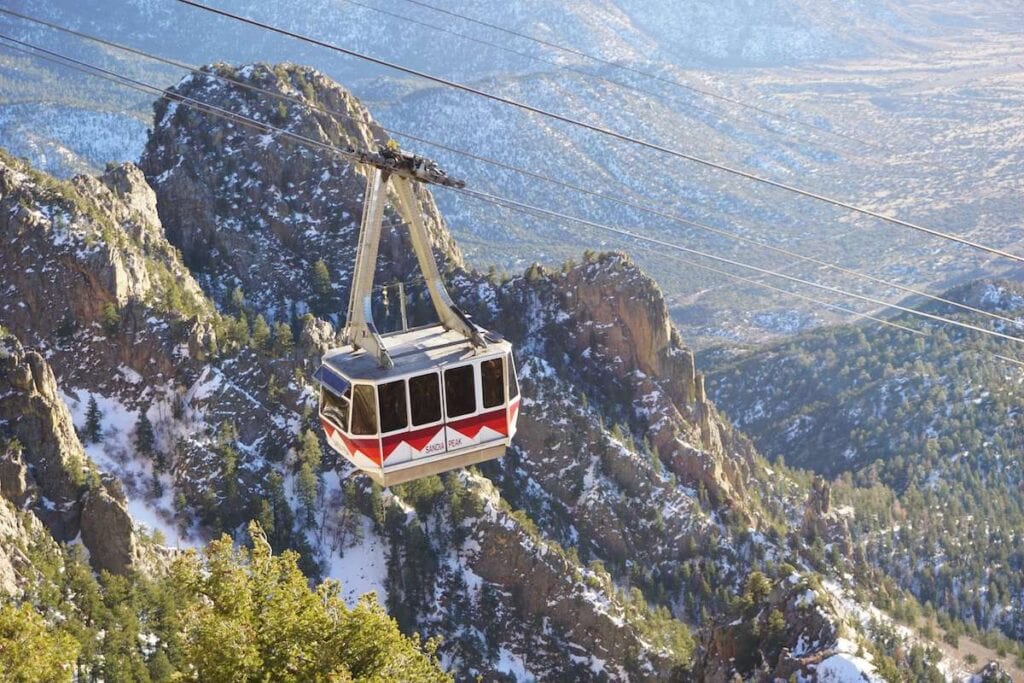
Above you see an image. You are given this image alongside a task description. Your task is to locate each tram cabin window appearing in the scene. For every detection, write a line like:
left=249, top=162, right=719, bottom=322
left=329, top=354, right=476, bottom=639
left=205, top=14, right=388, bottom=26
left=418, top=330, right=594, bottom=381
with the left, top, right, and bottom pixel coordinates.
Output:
left=351, top=384, right=378, bottom=435
left=378, top=379, right=408, bottom=433
left=409, top=373, right=442, bottom=426
left=444, top=364, right=476, bottom=418
left=481, top=357, right=505, bottom=409
left=321, top=388, right=350, bottom=431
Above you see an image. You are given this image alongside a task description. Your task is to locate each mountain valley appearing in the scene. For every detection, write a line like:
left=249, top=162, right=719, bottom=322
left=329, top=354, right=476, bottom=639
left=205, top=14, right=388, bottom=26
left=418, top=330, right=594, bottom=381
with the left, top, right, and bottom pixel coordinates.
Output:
left=1, top=3, right=1023, bottom=681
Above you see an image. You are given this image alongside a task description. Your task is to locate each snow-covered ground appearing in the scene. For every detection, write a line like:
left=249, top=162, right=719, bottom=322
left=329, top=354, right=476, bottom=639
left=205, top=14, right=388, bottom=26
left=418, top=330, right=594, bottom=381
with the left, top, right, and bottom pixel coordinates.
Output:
left=323, top=514, right=389, bottom=605
left=60, top=386, right=196, bottom=548
left=822, top=579, right=989, bottom=683
left=0, top=104, right=147, bottom=178
left=61, top=376, right=393, bottom=608
left=812, top=644, right=882, bottom=682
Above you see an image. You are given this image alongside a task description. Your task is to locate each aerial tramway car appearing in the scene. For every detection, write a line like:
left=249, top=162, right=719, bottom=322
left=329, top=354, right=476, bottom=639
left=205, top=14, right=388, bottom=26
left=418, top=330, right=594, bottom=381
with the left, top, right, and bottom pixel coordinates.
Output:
left=314, top=145, right=519, bottom=486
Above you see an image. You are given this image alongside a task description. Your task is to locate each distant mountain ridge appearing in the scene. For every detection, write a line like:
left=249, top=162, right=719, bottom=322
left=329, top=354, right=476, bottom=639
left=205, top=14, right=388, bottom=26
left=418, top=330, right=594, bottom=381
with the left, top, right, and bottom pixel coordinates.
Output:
left=4, top=0, right=1023, bottom=351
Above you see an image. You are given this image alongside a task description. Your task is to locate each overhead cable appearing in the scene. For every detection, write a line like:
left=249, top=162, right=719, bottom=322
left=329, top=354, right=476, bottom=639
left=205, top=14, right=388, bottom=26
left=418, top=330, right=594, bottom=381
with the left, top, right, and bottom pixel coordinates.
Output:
left=173, top=0, right=1024, bottom=265
left=1, top=34, right=1017, bottom=347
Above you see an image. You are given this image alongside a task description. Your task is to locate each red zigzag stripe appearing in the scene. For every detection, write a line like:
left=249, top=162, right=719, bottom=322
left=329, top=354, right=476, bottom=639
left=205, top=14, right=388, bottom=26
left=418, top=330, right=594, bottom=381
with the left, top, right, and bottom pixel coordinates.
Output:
left=323, top=407, right=509, bottom=465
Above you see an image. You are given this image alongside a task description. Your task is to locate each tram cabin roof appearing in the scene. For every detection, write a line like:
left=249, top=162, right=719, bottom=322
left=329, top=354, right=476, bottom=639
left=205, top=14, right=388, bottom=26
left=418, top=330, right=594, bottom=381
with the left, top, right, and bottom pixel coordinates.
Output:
left=322, top=325, right=512, bottom=383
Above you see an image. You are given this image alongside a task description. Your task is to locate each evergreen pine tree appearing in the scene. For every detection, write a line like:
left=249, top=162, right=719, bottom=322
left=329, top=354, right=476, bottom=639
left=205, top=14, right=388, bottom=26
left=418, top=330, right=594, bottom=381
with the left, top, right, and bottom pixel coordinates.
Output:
left=231, top=312, right=251, bottom=348
left=171, top=391, right=186, bottom=420
left=263, top=375, right=279, bottom=402
left=0, top=604, right=80, bottom=679
left=147, top=649, right=174, bottom=682
left=85, top=396, right=103, bottom=444
left=340, top=478, right=363, bottom=548
left=100, top=303, right=121, bottom=334
left=272, top=321, right=294, bottom=356
left=288, top=300, right=301, bottom=337
left=479, top=583, right=502, bottom=660
left=134, top=407, right=155, bottom=457
left=296, top=463, right=318, bottom=528
left=312, top=259, right=332, bottom=314
left=265, top=472, right=294, bottom=551
left=250, top=314, right=271, bottom=351
left=298, top=429, right=322, bottom=470
left=369, top=481, right=386, bottom=530
left=228, top=286, right=246, bottom=314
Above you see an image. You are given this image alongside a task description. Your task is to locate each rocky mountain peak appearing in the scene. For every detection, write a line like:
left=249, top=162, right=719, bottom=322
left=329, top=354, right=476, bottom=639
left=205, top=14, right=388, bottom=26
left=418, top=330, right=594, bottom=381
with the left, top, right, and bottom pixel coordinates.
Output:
left=493, top=253, right=755, bottom=509
left=92, top=162, right=162, bottom=233
left=0, top=151, right=208, bottom=347
left=140, top=62, right=461, bottom=320
left=561, top=253, right=678, bottom=376
left=802, top=476, right=853, bottom=554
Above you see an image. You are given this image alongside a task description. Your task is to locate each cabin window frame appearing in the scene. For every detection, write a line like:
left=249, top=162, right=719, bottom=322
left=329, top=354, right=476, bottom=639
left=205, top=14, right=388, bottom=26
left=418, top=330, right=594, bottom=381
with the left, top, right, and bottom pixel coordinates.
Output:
left=350, top=383, right=379, bottom=436
left=408, top=371, right=444, bottom=429
left=507, top=353, right=520, bottom=401
left=442, top=362, right=479, bottom=420
left=480, top=356, right=506, bottom=410
left=377, top=378, right=410, bottom=435
left=320, top=385, right=352, bottom=434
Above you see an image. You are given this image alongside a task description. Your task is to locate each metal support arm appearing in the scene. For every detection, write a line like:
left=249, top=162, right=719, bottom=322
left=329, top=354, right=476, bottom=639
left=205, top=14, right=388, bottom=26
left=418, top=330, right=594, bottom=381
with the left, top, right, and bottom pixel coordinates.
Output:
left=391, top=176, right=486, bottom=348
left=342, top=166, right=484, bottom=369
left=343, top=167, right=393, bottom=368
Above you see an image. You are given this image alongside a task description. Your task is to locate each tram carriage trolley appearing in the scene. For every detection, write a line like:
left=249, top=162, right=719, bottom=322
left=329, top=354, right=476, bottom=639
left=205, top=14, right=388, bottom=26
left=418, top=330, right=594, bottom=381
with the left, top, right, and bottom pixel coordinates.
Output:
left=313, top=146, right=520, bottom=486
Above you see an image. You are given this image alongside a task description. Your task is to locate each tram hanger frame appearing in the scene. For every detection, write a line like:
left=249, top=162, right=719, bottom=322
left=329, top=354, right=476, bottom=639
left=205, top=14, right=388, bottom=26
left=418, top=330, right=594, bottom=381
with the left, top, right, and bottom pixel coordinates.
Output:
left=343, top=156, right=485, bottom=369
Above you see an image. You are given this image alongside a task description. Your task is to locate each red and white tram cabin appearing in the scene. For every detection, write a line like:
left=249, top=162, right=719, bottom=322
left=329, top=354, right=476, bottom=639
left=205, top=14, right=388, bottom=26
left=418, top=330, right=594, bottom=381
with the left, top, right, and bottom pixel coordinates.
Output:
left=315, top=326, right=520, bottom=487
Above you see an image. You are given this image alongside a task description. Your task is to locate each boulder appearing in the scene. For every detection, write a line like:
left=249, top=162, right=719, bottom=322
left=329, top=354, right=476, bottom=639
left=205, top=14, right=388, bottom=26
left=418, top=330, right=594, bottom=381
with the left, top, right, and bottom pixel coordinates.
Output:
left=80, top=484, right=139, bottom=576
left=0, top=441, right=30, bottom=506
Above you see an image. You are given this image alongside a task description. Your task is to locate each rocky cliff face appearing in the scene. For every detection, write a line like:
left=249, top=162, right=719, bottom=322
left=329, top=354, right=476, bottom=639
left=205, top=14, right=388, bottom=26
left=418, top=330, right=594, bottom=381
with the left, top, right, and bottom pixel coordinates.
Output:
left=0, top=497, right=46, bottom=596
left=698, top=574, right=879, bottom=681
left=801, top=476, right=852, bottom=554
left=450, top=474, right=689, bottom=679
left=0, top=339, right=85, bottom=537
left=459, top=254, right=761, bottom=518
left=0, top=334, right=139, bottom=574
left=0, top=146, right=316, bottom=552
left=0, top=151, right=211, bottom=389
left=0, top=155, right=206, bottom=334
left=140, top=63, right=461, bottom=320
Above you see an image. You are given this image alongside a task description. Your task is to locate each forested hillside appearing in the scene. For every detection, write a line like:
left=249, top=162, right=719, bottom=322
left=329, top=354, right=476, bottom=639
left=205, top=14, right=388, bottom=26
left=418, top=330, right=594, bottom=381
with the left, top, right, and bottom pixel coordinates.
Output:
left=704, top=280, right=1024, bottom=646
left=0, top=501, right=448, bottom=681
